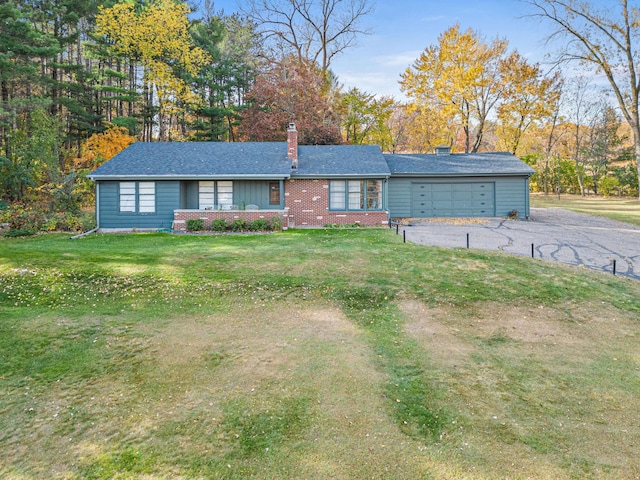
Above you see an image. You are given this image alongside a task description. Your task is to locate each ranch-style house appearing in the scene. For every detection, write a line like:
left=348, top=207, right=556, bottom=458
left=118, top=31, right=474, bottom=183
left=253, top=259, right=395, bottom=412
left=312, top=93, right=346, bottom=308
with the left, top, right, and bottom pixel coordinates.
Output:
left=88, top=124, right=535, bottom=231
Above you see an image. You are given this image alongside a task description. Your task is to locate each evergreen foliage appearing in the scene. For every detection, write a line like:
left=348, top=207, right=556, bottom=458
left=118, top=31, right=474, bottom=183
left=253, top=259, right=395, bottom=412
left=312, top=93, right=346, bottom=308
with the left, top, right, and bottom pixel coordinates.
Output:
left=0, top=0, right=636, bottom=232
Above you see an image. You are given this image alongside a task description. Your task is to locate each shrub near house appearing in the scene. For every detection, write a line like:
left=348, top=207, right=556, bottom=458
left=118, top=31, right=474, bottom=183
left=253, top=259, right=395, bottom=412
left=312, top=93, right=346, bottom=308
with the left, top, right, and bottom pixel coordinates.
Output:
left=185, top=216, right=277, bottom=233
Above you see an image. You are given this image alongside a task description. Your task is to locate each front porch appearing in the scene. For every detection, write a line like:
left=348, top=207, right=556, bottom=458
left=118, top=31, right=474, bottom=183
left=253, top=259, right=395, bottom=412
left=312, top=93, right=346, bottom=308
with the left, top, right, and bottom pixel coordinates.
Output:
left=173, top=207, right=390, bottom=230
left=173, top=208, right=290, bottom=231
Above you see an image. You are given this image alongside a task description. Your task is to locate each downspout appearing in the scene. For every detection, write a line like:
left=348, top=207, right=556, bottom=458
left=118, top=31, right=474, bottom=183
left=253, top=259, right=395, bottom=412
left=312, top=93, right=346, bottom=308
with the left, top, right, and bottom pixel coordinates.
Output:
left=95, top=181, right=100, bottom=230
left=384, top=177, right=391, bottom=226
left=525, top=176, right=531, bottom=219
left=280, top=178, right=285, bottom=209
left=70, top=227, right=99, bottom=240
left=281, top=178, right=290, bottom=229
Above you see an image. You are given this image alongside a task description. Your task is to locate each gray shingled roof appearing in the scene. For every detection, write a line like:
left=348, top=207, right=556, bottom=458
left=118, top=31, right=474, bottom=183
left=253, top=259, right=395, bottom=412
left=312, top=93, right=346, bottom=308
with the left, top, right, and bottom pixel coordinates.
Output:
left=89, top=142, right=533, bottom=181
left=88, top=142, right=293, bottom=180
left=385, top=152, right=535, bottom=176
left=293, top=145, right=389, bottom=177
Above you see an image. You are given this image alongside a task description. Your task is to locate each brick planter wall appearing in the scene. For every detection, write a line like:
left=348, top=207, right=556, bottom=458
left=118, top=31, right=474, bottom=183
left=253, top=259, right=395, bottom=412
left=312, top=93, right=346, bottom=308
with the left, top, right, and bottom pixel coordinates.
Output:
left=173, top=178, right=391, bottom=230
left=173, top=209, right=289, bottom=231
left=285, top=179, right=389, bottom=227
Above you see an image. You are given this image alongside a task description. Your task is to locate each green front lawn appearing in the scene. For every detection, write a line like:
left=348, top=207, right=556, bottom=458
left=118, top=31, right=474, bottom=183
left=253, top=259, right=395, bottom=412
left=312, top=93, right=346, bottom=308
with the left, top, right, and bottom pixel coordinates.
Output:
left=1, top=230, right=639, bottom=479
left=531, top=193, right=640, bottom=225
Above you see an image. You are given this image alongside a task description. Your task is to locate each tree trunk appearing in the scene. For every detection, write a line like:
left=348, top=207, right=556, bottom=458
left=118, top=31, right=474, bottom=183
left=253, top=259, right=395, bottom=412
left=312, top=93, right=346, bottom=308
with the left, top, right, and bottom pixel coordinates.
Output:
left=574, top=124, right=585, bottom=196
left=575, top=162, right=585, bottom=196
left=463, top=100, right=471, bottom=153
left=129, top=62, right=135, bottom=118
left=1, top=80, right=10, bottom=159
left=635, top=134, right=640, bottom=200
left=471, top=119, right=484, bottom=153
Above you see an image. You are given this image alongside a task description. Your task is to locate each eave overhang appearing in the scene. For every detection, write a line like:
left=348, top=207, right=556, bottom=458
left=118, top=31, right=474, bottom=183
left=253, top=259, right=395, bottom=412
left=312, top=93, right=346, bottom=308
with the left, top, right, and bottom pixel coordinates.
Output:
left=290, top=173, right=390, bottom=179
left=388, top=172, right=534, bottom=178
left=88, top=174, right=292, bottom=181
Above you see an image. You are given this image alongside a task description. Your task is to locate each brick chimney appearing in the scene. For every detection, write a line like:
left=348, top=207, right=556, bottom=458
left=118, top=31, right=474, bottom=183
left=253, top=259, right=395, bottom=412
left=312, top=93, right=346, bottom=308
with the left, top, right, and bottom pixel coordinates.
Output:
left=287, top=123, right=298, bottom=169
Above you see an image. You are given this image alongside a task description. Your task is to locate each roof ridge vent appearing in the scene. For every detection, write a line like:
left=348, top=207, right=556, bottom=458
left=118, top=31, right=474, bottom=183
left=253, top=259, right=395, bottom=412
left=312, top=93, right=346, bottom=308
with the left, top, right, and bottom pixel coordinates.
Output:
left=435, top=146, right=451, bottom=156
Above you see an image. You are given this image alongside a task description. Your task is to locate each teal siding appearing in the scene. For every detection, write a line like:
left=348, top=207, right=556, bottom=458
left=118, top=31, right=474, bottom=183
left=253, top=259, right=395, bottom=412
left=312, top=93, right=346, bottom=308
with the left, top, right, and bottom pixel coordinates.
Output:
left=181, top=181, right=199, bottom=209
left=387, top=178, right=412, bottom=216
left=97, top=181, right=179, bottom=229
left=97, top=180, right=283, bottom=229
left=388, top=176, right=530, bottom=218
left=410, top=182, right=494, bottom=217
left=234, top=181, right=282, bottom=209
left=494, top=177, right=530, bottom=217
left=186, top=180, right=280, bottom=209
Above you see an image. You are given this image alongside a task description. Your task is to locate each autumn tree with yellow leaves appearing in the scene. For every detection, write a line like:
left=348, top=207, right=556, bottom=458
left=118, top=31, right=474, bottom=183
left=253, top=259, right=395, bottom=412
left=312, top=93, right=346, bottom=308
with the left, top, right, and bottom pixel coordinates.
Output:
left=340, top=88, right=395, bottom=147
left=401, top=24, right=508, bottom=152
left=400, top=24, right=560, bottom=154
left=95, top=0, right=210, bottom=141
left=496, top=51, right=562, bottom=156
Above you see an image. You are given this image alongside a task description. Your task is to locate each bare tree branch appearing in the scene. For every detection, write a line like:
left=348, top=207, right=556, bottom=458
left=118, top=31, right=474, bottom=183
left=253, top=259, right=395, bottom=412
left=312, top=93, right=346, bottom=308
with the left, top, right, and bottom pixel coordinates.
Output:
left=242, top=0, right=373, bottom=71
left=525, top=0, right=640, bottom=197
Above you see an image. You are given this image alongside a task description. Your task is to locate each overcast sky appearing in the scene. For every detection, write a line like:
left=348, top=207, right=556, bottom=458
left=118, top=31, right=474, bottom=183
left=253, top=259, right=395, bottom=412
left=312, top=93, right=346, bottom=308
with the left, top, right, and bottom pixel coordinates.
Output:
left=202, top=0, right=611, bottom=99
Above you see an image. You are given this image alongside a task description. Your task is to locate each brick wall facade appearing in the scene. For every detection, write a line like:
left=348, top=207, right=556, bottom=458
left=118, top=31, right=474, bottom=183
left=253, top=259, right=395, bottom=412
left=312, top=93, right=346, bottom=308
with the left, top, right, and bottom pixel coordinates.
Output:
left=173, top=178, right=389, bottom=230
left=285, top=178, right=389, bottom=227
left=173, top=209, right=289, bottom=231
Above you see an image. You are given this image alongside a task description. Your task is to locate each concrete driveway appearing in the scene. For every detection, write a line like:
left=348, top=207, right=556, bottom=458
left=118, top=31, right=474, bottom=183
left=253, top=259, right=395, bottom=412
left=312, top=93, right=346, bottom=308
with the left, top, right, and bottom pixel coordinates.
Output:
left=403, top=208, right=640, bottom=280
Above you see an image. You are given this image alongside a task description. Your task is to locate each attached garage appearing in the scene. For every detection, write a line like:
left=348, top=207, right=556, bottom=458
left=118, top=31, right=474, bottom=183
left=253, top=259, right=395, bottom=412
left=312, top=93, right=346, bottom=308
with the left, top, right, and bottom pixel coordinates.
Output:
left=385, top=152, right=535, bottom=219
left=410, top=181, right=495, bottom=217
left=89, top=132, right=536, bottom=230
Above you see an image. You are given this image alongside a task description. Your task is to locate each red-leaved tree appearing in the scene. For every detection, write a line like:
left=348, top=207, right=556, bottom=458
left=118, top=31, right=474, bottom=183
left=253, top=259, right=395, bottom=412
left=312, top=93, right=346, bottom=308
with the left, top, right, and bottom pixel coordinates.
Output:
left=240, top=58, right=342, bottom=144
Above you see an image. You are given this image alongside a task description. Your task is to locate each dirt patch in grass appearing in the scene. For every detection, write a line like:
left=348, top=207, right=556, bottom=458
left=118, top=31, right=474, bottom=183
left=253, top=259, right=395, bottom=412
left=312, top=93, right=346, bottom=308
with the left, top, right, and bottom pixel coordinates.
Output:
left=128, top=302, right=439, bottom=478
left=142, top=302, right=364, bottom=381
left=404, top=299, right=638, bottom=353
left=402, top=298, right=640, bottom=479
left=3, top=301, right=441, bottom=478
left=463, top=302, right=590, bottom=347
left=400, top=300, right=595, bottom=368
left=402, top=300, right=475, bottom=369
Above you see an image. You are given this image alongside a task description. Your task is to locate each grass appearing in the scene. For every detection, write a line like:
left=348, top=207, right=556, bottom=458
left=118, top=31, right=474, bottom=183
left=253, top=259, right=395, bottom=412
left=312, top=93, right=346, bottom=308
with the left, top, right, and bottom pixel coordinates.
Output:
left=1, top=230, right=640, bottom=479
left=531, top=193, right=640, bottom=226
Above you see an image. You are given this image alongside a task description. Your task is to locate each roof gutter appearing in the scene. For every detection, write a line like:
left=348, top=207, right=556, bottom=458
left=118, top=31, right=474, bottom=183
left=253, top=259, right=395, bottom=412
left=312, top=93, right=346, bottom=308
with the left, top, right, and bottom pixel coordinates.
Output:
left=290, top=173, right=391, bottom=179
left=388, top=172, right=534, bottom=178
left=88, top=174, right=292, bottom=181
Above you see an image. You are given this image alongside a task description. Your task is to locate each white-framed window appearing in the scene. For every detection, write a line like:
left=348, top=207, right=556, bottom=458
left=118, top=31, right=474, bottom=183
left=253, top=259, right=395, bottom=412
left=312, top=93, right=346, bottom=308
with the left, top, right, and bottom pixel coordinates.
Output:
left=199, top=181, right=215, bottom=209
left=198, top=181, right=234, bottom=209
left=329, top=179, right=382, bottom=211
left=138, top=182, right=156, bottom=213
left=119, top=182, right=155, bottom=213
left=119, top=182, right=136, bottom=212
left=348, top=180, right=363, bottom=209
left=217, top=181, right=233, bottom=207
left=329, top=180, right=346, bottom=210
